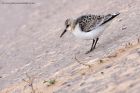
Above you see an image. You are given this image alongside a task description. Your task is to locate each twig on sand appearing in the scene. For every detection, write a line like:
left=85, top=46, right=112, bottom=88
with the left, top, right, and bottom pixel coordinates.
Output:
left=22, top=73, right=35, bottom=93
left=74, top=55, right=91, bottom=68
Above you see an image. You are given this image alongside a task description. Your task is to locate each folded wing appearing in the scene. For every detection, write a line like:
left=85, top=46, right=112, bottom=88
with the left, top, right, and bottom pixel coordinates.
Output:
left=77, top=13, right=120, bottom=32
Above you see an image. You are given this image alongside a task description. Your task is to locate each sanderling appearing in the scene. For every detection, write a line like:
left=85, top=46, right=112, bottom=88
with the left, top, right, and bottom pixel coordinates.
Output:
left=60, top=12, right=120, bottom=54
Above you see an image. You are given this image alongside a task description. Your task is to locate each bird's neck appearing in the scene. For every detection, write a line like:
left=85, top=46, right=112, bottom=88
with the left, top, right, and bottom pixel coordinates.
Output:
left=71, top=20, right=77, bottom=30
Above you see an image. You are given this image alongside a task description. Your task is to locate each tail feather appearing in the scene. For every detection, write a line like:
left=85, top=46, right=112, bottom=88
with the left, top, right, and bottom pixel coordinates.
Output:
left=112, top=12, right=120, bottom=16
left=101, top=12, right=120, bottom=25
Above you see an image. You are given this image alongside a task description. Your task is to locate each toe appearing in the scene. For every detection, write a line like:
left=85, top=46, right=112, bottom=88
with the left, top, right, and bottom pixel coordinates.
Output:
left=85, top=50, right=91, bottom=54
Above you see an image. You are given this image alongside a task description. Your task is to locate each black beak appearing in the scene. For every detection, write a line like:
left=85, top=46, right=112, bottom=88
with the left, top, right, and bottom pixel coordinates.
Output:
left=60, top=25, right=69, bottom=38
left=60, top=29, right=67, bottom=38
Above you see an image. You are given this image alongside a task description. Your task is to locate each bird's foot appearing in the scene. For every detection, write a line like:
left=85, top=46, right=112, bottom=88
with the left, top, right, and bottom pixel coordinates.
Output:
left=85, top=50, right=91, bottom=54
left=85, top=47, right=95, bottom=54
left=85, top=49, right=93, bottom=54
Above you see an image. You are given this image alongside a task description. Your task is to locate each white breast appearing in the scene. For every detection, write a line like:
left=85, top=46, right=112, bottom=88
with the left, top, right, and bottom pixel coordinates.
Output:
left=72, top=24, right=106, bottom=40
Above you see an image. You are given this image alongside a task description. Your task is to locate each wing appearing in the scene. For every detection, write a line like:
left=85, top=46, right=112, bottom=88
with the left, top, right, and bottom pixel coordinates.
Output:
left=100, top=13, right=120, bottom=25
left=76, top=13, right=119, bottom=32
left=76, top=15, right=104, bottom=32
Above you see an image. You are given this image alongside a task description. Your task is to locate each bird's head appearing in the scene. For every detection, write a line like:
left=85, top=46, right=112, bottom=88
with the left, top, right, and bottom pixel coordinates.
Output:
left=60, top=18, right=75, bottom=38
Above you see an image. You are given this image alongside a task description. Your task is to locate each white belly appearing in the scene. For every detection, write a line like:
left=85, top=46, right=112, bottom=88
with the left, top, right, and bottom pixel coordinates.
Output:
left=72, top=24, right=106, bottom=40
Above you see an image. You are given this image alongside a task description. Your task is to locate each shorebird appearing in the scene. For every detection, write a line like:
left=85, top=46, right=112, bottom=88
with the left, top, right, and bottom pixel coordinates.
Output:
left=60, top=12, right=120, bottom=54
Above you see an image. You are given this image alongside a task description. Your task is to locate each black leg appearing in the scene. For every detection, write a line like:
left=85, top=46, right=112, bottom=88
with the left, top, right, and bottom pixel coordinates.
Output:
left=85, top=39, right=95, bottom=54
left=93, top=38, right=99, bottom=49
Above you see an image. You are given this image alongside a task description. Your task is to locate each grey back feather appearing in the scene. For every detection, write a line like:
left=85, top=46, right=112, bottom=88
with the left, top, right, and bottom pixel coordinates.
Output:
left=76, top=14, right=119, bottom=32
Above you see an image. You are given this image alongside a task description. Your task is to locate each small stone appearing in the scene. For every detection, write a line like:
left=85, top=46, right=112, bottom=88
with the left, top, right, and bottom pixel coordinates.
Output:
left=101, top=72, right=104, bottom=74
left=80, top=82, right=85, bottom=86
left=67, top=84, right=71, bottom=87
left=99, top=60, right=104, bottom=63
left=105, top=65, right=112, bottom=69
left=122, top=26, right=127, bottom=30
left=118, top=19, right=122, bottom=22
left=81, top=72, right=86, bottom=75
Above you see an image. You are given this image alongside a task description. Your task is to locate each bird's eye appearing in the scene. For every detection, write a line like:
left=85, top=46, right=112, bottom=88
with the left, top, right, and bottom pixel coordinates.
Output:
left=66, top=24, right=69, bottom=27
